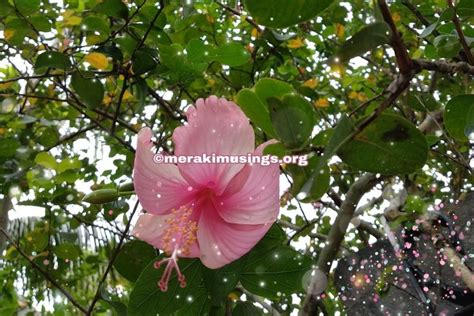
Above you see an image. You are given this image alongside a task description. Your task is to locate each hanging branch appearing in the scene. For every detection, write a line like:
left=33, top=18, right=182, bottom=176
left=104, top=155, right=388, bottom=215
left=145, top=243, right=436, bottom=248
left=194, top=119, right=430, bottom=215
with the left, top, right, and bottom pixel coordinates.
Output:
left=300, top=173, right=379, bottom=315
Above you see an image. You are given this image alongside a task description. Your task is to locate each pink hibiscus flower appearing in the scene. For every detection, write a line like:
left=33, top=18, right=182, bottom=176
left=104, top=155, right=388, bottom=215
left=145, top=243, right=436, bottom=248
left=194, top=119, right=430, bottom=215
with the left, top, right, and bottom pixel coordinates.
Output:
left=132, top=96, right=279, bottom=291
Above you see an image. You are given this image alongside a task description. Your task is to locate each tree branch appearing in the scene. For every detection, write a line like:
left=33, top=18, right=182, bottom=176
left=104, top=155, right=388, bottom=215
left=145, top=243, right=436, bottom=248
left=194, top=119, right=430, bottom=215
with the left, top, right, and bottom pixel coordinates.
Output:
left=378, top=0, right=413, bottom=74
left=413, top=59, right=474, bottom=76
left=300, top=173, right=379, bottom=315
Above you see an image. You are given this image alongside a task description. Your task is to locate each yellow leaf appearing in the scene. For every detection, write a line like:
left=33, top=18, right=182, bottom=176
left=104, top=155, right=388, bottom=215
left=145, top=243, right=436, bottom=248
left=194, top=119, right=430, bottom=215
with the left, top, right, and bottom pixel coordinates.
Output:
left=63, top=10, right=82, bottom=26
left=0, top=128, right=6, bottom=136
left=4, top=29, right=15, bottom=41
left=335, top=23, right=345, bottom=41
left=206, top=14, right=215, bottom=24
left=348, top=91, right=359, bottom=99
left=0, top=82, right=13, bottom=90
left=84, top=52, right=109, bottom=70
left=207, top=78, right=216, bottom=87
left=122, top=90, right=133, bottom=101
left=86, top=35, right=102, bottom=46
left=67, top=16, right=82, bottom=26
left=287, top=38, right=304, bottom=49
left=132, top=123, right=142, bottom=131
left=103, top=94, right=113, bottom=106
left=302, top=78, right=318, bottom=89
left=228, top=292, right=239, bottom=301
left=392, top=12, right=401, bottom=22
left=251, top=28, right=259, bottom=38
left=357, top=92, right=367, bottom=102
left=314, top=98, right=329, bottom=108
left=47, top=84, right=56, bottom=97
left=28, top=97, right=38, bottom=105
left=330, top=63, right=345, bottom=78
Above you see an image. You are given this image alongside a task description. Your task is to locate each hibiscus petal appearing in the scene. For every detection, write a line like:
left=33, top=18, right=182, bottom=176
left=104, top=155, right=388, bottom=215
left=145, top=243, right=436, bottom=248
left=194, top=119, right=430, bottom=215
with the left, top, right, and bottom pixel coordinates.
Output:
left=197, top=200, right=270, bottom=269
left=216, top=140, right=280, bottom=225
left=132, top=212, right=200, bottom=258
left=132, top=212, right=168, bottom=248
left=172, top=96, right=255, bottom=195
left=134, top=127, right=194, bottom=215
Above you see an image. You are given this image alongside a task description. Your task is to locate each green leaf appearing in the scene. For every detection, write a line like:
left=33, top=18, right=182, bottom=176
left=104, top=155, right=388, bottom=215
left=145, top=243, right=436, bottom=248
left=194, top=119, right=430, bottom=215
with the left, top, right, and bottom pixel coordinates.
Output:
left=53, top=243, right=81, bottom=260
left=0, top=0, right=14, bottom=17
left=420, top=22, right=438, bottom=38
left=14, top=0, right=40, bottom=15
left=240, top=245, right=312, bottom=299
left=83, top=16, right=110, bottom=35
left=262, top=142, right=286, bottom=157
left=0, top=138, right=19, bottom=158
left=458, top=0, right=474, bottom=17
left=56, top=157, right=82, bottom=173
left=243, top=0, right=334, bottom=28
left=37, top=126, right=59, bottom=148
left=186, top=39, right=210, bottom=63
left=128, top=259, right=202, bottom=316
left=336, top=22, right=391, bottom=62
left=299, top=115, right=353, bottom=199
left=433, top=35, right=461, bottom=58
left=233, top=302, right=263, bottom=316
left=35, top=52, right=71, bottom=70
left=175, top=289, right=210, bottom=316
left=202, top=259, right=242, bottom=306
left=268, top=94, right=315, bottom=149
left=94, top=0, right=129, bottom=19
left=212, top=43, right=250, bottom=67
left=100, top=286, right=128, bottom=316
left=236, top=89, right=276, bottom=137
left=407, top=92, right=439, bottom=112
left=444, top=94, right=474, bottom=141
left=288, top=155, right=330, bottom=202
left=312, top=129, right=334, bottom=147
left=132, top=77, right=148, bottom=111
left=70, top=72, right=104, bottom=108
left=254, top=78, right=294, bottom=102
left=34, top=152, right=57, bottom=169
left=338, top=113, right=428, bottom=175
left=26, top=229, right=48, bottom=252
left=114, top=240, right=157, bottom=282
left=30, top=16, right=53, bottom=32
left=3, top=18, right=32, bottom=46
left=404, top=195, right=427, bottom=215
left=132, top=50, right=158, bottom=75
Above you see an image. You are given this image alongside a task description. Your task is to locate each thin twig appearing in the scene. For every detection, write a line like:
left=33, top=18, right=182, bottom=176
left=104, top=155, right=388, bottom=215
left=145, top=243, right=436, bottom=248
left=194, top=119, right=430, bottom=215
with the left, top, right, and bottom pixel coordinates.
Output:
left=111, top=72, right=129, bottom=135
left=0, top=227, right=88, bottom=314
left=86, top=201, right=140, bottom=315
left=401, top=0, right=440, bottom=36
left=447, top=0, right=474, bottom=64
left=238, top=286, right=281, bottom=315
left=215, top=1, right=263, bottom=32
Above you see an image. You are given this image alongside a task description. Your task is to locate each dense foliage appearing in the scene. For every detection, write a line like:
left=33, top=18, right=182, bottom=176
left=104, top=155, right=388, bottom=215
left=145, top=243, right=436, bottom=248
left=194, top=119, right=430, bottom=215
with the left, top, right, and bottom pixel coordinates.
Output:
left=0, top=0, right=473, bottom=315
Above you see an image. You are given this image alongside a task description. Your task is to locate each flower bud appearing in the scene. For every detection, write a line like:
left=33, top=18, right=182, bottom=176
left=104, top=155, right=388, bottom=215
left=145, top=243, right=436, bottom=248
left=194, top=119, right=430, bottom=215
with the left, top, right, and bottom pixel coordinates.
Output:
left=82, top=189, right=118, bottom=204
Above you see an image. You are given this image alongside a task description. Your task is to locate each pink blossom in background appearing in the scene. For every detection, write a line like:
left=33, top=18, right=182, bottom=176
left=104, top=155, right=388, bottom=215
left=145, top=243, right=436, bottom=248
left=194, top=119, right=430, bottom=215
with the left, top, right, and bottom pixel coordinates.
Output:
left=132, top=96, right=280, bottom=291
